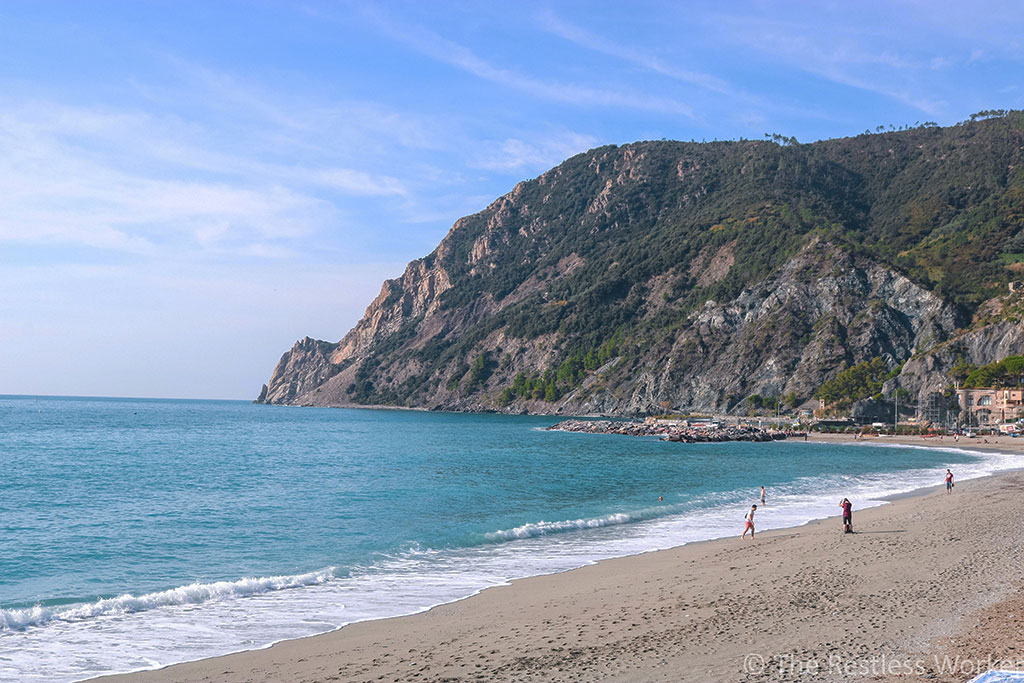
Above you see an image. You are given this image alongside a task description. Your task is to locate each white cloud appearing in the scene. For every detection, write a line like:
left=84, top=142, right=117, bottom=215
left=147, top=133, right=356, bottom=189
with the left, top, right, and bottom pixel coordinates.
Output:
left=134, top=59, right=446, bottom=155
left=533, top=10, right=856, bottom=127
left=471, top=132, right=599, bottom=172
left=0, top=99, right=419, bottom=256
left=709, top=14, right=949, bottom=115
left=536, top=10, right=736, bottom=97
left=363, top=9, right=695, bottom=118
left=303, top=168, right=407, bottom=196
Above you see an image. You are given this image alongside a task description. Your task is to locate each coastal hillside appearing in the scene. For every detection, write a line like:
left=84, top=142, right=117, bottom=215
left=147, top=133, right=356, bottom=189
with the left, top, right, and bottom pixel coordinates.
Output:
left=257, top=112, right=1024, bottom=415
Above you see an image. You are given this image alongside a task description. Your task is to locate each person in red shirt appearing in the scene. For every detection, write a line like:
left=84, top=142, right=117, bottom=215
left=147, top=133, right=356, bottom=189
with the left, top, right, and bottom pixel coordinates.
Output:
left=840, top=498, right=853, bottom=533
left=945, top=469, right=954, bottom=493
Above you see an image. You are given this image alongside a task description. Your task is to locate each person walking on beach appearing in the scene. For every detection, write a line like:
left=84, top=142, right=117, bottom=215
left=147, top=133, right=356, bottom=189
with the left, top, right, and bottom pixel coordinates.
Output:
left=840, top=498, right=853, bottom=533
left=742, top=504, right=757, bottom=539
left=945, top=469, right=954, bottom=493
left=759, top=486, right=767, bottom=507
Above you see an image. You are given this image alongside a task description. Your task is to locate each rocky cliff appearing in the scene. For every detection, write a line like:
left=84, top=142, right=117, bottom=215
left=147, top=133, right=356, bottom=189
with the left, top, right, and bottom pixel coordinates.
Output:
left=894, top=305, right=1024, bottom=405
left=257, top=114, right=1024, bottom=415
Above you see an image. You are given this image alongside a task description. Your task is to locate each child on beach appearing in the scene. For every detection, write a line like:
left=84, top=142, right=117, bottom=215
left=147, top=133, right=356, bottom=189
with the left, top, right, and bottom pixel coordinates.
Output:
left=742, top=504, right=757, bottom=539
left=759, top=486, right=767, bottom=507
left=945, top=469, right=954, bottom=493
left=839, top=498, right=853, bottom=533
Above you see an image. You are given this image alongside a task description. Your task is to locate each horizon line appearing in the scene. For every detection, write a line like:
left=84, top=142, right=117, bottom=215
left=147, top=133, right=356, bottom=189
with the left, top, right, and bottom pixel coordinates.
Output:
left=0, top=393, right=254, bottom=402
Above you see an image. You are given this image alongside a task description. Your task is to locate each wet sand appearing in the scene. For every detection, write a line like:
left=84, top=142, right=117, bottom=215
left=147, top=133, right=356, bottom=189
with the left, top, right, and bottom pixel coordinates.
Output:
left=98, top=438, right=1024, bottom=683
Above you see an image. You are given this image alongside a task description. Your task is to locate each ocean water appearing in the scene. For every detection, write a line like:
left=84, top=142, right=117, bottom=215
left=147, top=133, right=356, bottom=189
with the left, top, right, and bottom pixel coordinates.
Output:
left=2, top=396, right=1022, bottom=682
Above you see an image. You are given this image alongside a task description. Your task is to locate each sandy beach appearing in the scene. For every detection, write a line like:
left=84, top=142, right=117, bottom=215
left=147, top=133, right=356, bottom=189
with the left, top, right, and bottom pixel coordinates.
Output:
left=98, top=436, right=1024, bottom=683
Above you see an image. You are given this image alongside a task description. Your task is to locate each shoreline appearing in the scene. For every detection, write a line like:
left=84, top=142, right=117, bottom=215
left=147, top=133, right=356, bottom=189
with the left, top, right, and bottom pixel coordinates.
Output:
left=95, top=437, right=1024, bottom=683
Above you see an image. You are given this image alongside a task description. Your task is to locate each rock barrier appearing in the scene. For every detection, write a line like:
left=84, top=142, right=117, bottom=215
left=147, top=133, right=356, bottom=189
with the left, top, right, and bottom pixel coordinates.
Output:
left=548, top=420, right=792, bottom=443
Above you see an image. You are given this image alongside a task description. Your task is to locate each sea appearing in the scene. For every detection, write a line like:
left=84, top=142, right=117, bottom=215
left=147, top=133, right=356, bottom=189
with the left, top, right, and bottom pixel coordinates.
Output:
left=2, top=395, right=1021, bottom=682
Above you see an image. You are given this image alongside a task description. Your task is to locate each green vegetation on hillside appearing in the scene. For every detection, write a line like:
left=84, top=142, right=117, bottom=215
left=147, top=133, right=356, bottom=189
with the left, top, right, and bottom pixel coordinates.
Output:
left=339, top=112, right=1024, bottom=408
left=745, top=394, right=779, bottom=412
left=953, top=354, right=1024, bottom=388
left=496, top=332, right=624, bottom=405
left=815, top=357, right=901, bottom=405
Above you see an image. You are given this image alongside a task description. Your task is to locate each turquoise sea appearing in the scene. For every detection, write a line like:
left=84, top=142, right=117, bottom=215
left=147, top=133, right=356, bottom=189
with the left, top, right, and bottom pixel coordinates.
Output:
left=1, top=395, right=1018, bottom=682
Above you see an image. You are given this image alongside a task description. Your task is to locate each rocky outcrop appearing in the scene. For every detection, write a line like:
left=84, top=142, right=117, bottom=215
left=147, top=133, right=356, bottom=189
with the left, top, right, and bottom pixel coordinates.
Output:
left=329, top=257, right=453, bottom=367
left=893, top=321, right=1024, bottom=404
left=595, top=241, right=960, bottom=415
left=258, top=337, right=339, bottom=405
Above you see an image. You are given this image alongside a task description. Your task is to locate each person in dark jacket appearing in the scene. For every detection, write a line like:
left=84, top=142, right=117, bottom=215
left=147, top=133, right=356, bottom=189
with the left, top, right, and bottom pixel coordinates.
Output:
left=839, top=498, right=853, bottom=533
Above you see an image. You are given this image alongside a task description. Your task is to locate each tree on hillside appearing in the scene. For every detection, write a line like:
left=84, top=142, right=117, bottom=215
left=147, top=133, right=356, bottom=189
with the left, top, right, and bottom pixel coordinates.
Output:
left=815, top=357, right=889, bottom=405
left=963, top=355, right=1024, bottom=387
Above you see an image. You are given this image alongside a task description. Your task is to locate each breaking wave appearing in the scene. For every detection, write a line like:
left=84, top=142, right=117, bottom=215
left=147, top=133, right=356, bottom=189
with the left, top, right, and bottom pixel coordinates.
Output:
left=0, top=568, right=335, bottom=632
left=484, top=509, right=658, bottom=541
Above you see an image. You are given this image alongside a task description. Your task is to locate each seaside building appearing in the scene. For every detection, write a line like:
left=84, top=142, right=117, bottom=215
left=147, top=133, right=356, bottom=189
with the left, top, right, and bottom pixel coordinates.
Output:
left=955, top=386, right=1024, bottom=427
left=921, top=391, right=951, bottom=428
left=644, top=416, right=689, bottom=427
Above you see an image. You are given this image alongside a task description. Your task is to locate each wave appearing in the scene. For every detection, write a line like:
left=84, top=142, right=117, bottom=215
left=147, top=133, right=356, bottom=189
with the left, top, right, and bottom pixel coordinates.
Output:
left=485, top=442, right=1024, bottom=545
left=0, top=568, right=335, bottom=632
left=484, top=509, right=661, bottom=541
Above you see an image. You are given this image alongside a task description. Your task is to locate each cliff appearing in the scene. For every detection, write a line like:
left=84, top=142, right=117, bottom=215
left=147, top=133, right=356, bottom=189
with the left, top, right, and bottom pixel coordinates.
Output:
left=257, top=113, right=1024, bottom=415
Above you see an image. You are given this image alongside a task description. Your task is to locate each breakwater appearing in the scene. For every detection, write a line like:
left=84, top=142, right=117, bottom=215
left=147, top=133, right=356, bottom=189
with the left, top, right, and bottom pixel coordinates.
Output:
left=548, top=420, right=791, bottom=443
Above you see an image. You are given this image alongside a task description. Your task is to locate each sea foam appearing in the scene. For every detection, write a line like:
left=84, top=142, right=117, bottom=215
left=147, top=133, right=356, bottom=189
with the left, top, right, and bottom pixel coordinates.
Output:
left=0, top=569, right=334, bottom=631
left=485, top=512, right=635, bottom=540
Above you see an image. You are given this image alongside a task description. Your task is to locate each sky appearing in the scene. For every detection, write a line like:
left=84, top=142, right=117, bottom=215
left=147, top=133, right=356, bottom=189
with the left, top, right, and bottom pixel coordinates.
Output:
left=2, top=1, right=1023, bottom=400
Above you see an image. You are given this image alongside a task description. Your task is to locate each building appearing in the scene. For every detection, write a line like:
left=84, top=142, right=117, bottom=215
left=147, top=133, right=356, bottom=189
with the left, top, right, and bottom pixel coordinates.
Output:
left=921, top=392, right=948, bottom=427
left=956, top=386, right=1024, bottom=427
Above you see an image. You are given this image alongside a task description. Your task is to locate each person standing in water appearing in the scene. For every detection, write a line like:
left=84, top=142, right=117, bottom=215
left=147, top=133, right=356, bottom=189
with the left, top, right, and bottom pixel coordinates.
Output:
left=742, top=504, right=757, bottom=539
left=760, top=486, right=767, bottom=507
left=839, top=498, right=853, bottom=533
left=945, top=469, right=954, bottom=493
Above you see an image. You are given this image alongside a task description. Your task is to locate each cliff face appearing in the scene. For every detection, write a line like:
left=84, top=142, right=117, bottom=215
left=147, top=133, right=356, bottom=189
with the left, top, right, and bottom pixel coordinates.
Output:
left=597, top=241, right=961, bottom=415
left=260, top=337, right=338, bottom=405
left=257, top=114, right=1024, bottom=415
left=897, top=320, right=1024, bottom=404
left=330, top=257, right=453, bottom=368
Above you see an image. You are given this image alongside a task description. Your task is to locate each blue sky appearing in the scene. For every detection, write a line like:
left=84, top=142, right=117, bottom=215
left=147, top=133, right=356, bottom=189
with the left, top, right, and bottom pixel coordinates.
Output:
left=2, top=1, right=1022, bottom=399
